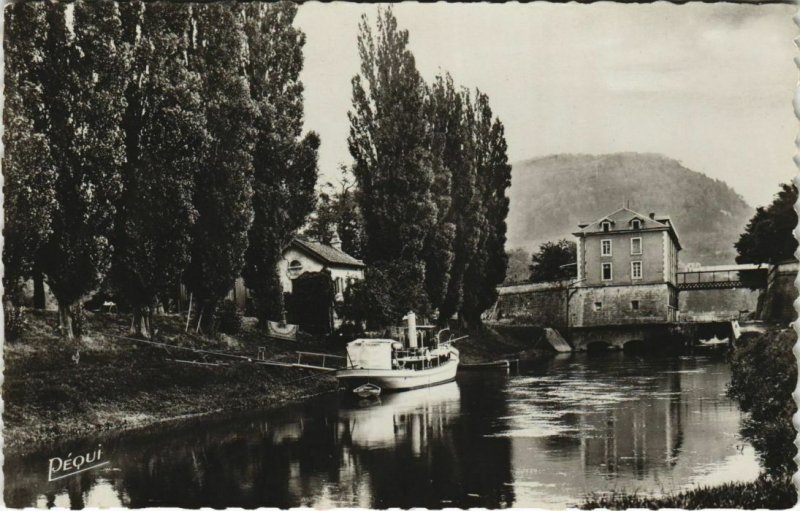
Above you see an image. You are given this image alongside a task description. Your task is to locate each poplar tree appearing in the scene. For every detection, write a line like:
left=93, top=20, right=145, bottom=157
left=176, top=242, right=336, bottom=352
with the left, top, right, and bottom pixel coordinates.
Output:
left=110, top=3, right=206, bottom=337
left=423, top=75, right=462, bottom=315
left=185, top=4, right=255, bottom=333
left=461, top=94, right=512, bottom=326
left=2, top=2, right=55, bottom=300
left=348, top=7, right=437, bottom=320
left=241, top=2, right=320, bottom=326
left=38, top=2, right=128, bottom=339
left=439, top=91, right=483, bottom=323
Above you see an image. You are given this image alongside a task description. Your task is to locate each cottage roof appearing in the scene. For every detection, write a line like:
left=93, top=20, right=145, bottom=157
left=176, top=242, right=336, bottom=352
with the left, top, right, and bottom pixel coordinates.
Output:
left=288, top=238, right=366, bottom=269
left=574, top=207, right=682, bottom=250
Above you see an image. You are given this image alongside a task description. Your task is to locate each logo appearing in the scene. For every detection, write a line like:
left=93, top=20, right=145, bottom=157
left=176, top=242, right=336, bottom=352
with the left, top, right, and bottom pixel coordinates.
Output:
left=48, top=445, right=108, bottom=482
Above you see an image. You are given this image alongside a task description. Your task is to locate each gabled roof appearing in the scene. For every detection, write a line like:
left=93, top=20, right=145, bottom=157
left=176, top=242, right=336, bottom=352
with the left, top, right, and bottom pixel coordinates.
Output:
left=287, top=238, right=366, bottom=268
left=574, top=207, right=682, bottom=249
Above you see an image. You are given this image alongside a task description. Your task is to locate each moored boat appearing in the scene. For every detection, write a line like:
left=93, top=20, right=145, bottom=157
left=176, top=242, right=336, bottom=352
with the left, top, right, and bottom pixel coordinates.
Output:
left=336, top=312, right=462, bottom=392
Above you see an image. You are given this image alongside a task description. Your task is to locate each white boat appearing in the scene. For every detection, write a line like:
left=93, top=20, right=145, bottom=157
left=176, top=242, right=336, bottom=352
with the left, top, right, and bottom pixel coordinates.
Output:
left=336, top=312, right=461, bottom=393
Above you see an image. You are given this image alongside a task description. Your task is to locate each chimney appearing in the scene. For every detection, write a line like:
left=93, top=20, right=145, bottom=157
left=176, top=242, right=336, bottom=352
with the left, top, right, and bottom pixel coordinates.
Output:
left=330, top=232, right=342, bottom=251
left=649, top=212, right=656, bottom=219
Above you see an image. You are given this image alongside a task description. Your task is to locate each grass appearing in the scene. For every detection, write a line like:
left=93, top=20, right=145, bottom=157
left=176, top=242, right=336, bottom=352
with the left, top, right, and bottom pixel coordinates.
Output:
left=582, top=476, right=795, bottom=509
left=3, top=309, right=339, bottom=454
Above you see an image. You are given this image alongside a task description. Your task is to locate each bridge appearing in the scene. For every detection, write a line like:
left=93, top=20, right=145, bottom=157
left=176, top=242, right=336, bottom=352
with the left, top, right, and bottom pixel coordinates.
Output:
left=676, top=264, right=767, bottom=291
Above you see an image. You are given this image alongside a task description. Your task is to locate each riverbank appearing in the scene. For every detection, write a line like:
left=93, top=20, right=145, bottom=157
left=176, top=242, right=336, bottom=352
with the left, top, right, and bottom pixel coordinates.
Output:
left=3, top=310, right=339, bottom=454
left=3, top=311, right=549, bottom=454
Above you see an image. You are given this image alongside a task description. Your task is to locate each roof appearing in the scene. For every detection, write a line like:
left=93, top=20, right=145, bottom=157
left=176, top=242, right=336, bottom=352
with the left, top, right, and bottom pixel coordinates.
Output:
left=574, top=207, right=682, bottom=250
left=288, top=238, right=366, bottom=268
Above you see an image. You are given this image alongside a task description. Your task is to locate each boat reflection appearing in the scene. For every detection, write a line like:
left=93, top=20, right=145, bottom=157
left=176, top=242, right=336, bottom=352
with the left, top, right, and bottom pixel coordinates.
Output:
left=337, top=382, right=461, bottom=451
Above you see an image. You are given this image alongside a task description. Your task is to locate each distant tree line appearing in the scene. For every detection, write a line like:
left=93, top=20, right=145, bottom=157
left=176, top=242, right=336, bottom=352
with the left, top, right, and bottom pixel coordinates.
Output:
left=342, top=8, right=512, bottom=328
left=3, top=2, right=318, bottom=339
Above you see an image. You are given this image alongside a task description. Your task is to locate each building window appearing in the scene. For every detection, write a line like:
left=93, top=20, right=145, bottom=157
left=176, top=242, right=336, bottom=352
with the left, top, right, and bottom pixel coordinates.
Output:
left=601, top=262, right=613, bottom=281
left=288, top=260, right=303, bottom=278
left=602, top=221, right=611, bottom=232
left=594, top=302, right=603, bottom=311
left=631, top=237, right=642, bottom=255
left=601, top=239, right=612, bottom=256
left=631, top=261, right=642, bottom=280
left=631, top=300, right=640, bottom=310
left=632, top=219, right=641, bottom=230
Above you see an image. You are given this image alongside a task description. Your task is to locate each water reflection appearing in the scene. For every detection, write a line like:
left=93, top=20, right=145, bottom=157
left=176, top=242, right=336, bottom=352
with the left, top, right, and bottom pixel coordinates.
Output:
left=5, top=353, right=758, bottom=509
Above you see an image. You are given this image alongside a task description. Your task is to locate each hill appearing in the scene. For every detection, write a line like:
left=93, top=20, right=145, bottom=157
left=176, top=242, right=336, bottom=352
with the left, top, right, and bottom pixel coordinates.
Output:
left=507, top=153, right=753, bottom=265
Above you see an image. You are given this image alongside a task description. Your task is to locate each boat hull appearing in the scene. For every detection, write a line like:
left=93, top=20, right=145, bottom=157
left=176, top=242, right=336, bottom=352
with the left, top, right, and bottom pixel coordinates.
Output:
left=336, top=359, right=459, bottom=392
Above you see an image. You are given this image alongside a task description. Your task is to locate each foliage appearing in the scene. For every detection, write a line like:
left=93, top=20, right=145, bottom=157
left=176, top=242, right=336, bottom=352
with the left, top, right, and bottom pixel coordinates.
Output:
left=506, top=153, right=754, bottom=264
left=4, top=305, right=28, bottom=342
left=110, top=3, right=205, bottom=337
left=342, top=261, right=431, bottom=330
left=184, top=4, right=256, bottom=333
left=422, top=75, right=459, bottom=311
left=461, top=94, right=512, bottom=326
left=727, top=329, right=796, bottom=478
left=305, top=166, right=365, bottom=260
left=2, top=2, right=56, bottom=298
left=504, top=248, right=531, bottom=284
left=735, top=183, right=798, bottom=266
left=286, top=271, right=335, bottom=336
left=348, top=11, right=511, bottom=327
left=529, top=240, right=577, bottom=282
left=35, top=2, right=129, bottom=339
left=242, top=2, right=320, bottom=327
left=348, top=8, right=437, bottom=308
left=214, top=300, right=243, bottom=335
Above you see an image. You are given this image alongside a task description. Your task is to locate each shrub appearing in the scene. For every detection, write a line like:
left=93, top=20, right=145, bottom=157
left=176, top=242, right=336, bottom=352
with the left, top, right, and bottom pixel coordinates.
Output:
left=4, top=304, right=27, bottom=341
left=215, top=300, right=243, bottom=335
left=728, top=328, right=797, bottom=478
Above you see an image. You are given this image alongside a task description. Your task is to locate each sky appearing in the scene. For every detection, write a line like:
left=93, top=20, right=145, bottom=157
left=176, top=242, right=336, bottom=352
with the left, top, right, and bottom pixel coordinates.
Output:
left=295, top=2, right=796, bottom=209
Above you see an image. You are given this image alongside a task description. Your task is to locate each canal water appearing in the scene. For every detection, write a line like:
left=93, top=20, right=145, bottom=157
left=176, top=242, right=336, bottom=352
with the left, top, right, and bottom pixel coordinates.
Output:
left=6, top=352, right=760, bottom=509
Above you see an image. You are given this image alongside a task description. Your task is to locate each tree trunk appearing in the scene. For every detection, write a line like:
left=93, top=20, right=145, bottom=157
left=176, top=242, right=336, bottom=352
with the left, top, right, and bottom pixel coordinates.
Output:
left=33, top=269, right=45, bottom=309
left=58, top=302, right=74, bottom=340
left=130, top=306, right=148, bottom=338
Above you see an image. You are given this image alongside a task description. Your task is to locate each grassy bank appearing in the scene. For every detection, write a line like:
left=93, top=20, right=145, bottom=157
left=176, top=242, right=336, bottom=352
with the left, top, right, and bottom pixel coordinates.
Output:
left=457, top=324, right=552, bottom=364
left=4, top=311, right=548, bottom=454
left=3, top=310, right=339, bottom=454
left=582, top=476, right=795, bottom=510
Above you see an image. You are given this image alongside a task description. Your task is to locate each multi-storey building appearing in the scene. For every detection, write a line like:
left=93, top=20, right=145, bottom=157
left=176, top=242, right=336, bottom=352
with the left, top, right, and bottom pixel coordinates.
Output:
left=570, top=207, right=681, bottom=328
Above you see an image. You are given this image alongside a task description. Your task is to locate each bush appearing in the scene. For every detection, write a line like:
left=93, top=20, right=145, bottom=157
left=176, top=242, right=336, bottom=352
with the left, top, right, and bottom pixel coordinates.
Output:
left=215, top=300, right=243, bottom=335
left=728, top=328, right=797, bottom=478
left=341, top=261, right=430, bottom=329
left=285, top=270, right=334, bottom=336
left=4, top=304, right=27, bottom=341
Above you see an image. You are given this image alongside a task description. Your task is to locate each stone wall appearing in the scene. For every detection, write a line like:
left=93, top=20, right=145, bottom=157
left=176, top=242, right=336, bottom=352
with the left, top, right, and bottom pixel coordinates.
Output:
left=678, top=287, right=761, bottom=322
left=569, top=283, right=675, bottom=327
left=759, top=260, right=798, bottom=324
left=494, top=281, right=569, bottom=328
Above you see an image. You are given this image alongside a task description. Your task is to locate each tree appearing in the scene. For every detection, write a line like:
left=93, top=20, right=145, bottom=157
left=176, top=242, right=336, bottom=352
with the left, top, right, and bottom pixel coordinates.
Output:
left=735, top=183, right=798, bottom=266
left=422, top=75, right=461, bottom=313
left=305, top=166, right=365, bottom=260
left=461, top=93, right=512, bottom=326
left=37, top=2, right=129, bottom=339
left=529, top=240, right=577, bottom=282
left=348, top=7, right=437, bottom=325
left=439, top=90, right=482, bottom=324
left=504, top=248, right=531, bottom=284
left=241, top=2, right=320, bottom=326
left=185, top=4, right=256, bottom=333
left=110, top=3, right=206, bottom=337
left=2, top=2, right=56, bottom=301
